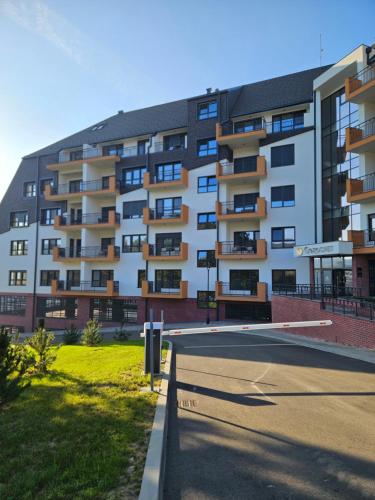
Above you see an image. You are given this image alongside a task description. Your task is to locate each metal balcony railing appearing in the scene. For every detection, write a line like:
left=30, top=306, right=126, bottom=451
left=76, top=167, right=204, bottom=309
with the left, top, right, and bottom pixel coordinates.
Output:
left=220, top=241, right=257, bottom=255
left=152, top=172, right=182, bottom=184
left=357, top=172, right=375, bottom=193
left=149, top=208, right=182, bottom=220
left=219, top=158, right=258, bottom=176
left=350, top=117, right=375, bottom=143
left=220, top=282, right=258, bottom=296
left=50, top=177, right=116, bottom=195
left=148, top=244, right=182, bottom=257
left=352, top=230, right=375, bottom=248
left=152, top=142, right=186, bottom=153
left=58, top=280, right=119, bottom=292
left=57, top=246, right=120, bottom=258
left=220, top=201, right=258, bottom=215
left=59, top=212, right=120, bottom=226
left=148, top=280, right=181, bottom=294
left=350, top=64, right=375, bottom=87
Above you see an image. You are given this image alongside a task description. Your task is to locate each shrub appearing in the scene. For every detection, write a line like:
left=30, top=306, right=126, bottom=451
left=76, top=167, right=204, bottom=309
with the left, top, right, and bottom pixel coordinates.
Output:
left=82, top=319, right=102, bottom=346
left=27, top=328, right=58, bottom=374
left=0, top=328, right=34, bottom=404
left=63, top=324, right=81, bottom=345
left=114, top=321, right=129, bottom=341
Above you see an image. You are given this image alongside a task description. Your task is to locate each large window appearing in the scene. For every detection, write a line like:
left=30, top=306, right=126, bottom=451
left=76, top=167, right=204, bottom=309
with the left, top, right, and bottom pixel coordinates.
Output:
left=272, top=111, right=304, bottom=133
left=41, top=238, right=61, bottom=255
left=40, top=208, right=61, bottom=225
left=122, top=234, right=147, bottom=253
left=197, top=212, right=216, bottom=230
left=0, top=295, right=26, bottom=315
left=271, top=144, right=295, bottom=168
left=234, top=118, right=262, bottom=133
left=122, top=167, right=146, bottom=187
left=102, top=143, right=123, bottom=156
left=92, top=270, right=114, bottom=287
left=197, top=250, right=216, bottom=268
left=272, top=270, right=296, bottom=291
left=10, top=240, right=28, bottom=256
left=271, top=185, right=295, bottom=208
left=137, top=140, right=147, bottom=155
left=197, top=101, right=217, bottom=120
left=9, top=271, right=27, bottom=286
left=123, top=200, right=146, bottom=219
left=156, top=197, right=181, bottom=218
left=10, top=211, right=29, bottom=228
left=155, top=270, right=181, bottom=291
left=230, top=270, right=259, bottom=290
left=197, top=291, right=217, bottom=309
left=164, top=134, right=186, bottom=151
left=156, top=162, right=182, bottom=182
left=36, top=297, right=77, bottom=319
left=198, top=175, right=217, bottom=193
left=90, top=298, right=137, bottom=323
left=271, top=227, right=296, bottom=249
left=24, top=181, right=36, bottom=198
left=40, top=270, right=59, bottom=286
left=197, top=138, right=217, bottom=157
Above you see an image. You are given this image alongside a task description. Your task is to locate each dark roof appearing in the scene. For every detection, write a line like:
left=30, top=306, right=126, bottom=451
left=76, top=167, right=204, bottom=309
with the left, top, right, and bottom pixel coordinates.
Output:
left=25, top=64, right=332, bottom=159
left=230, top=65, right=332, bottom=117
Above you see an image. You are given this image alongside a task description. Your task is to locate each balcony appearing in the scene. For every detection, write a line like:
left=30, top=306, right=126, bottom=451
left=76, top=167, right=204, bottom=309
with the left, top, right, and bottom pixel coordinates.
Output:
left=52, top=245, right=120, bottom=262
left=51, top=279, right=119, bottom=297
left=47, top=147, right=120, bottom=171
left=348, top=230, right=375, bottom=254
left=346, top=117, right=375, bottom=153
left=143, top=205, right=189, bottom=225
left=54, top=211, right=121, bottom=230
left=44, top=176, right=118, bottom=201
left=216, top=198, right=266, bottom=221
left=345, top=65, right=375, bottom=104
left=142, top=242, right=188, bottom=261
left=141, top=280, right=188, bottom=299
left=215, top=240, right=267, bottom=260
left=216, top=157, right=266, bottom=183
left=346, top=173, right=375, bottom=203
left=216, top=121, right=267, bottom=148
left=143, top=168, right=189, bottom=190
left=215, top=281, right=267, bottom=302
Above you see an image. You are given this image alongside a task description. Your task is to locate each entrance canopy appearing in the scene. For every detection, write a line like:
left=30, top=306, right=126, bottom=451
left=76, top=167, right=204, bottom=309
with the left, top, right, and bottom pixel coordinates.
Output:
left=294, top=241, right=353, bottom=258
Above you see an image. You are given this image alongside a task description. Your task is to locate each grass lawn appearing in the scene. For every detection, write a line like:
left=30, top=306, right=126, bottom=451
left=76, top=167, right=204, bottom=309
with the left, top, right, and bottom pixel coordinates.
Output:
left=0, top=340, right=162, bottom=500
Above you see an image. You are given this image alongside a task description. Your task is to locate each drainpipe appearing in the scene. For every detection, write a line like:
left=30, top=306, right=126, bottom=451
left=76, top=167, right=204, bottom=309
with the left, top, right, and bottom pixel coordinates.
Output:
left=216, top=92, right=225, bottom=321
left=313, top=90, right=318, bottom=244
left=145, top=133, right=157, bottom=322
left=31, top=156, right=41, bottom=332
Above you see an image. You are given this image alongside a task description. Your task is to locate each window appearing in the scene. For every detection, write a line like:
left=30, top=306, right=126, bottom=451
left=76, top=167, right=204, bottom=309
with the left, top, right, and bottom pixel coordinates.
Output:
left=271, top=144, right=295, bottom=168
left=155, top=233, right=182, bottom=255
left=197, top=138, right=217, bottom=157
left=271, top=227, right=296, bottom=249
left=156, top=162, right=181, bottom=183
left=197, top=250, right=216, bottom=268
left=197, top=212, right=216, bottom=230
left=230, top=270, right=259, bottom=291
left=67, top=270, right=81, bottom=287
left=10, top=240, right=28, bottom=256
left=197, top=291, right=217, bottom=309
left=102, top=143, right=123, bottom=156
left=122, top=234, right=147, bottom=253
left=90, top=298, right=137, bottom=323
left=137, top=270, right=146, bottom=288
left=271, top=185, right=295, bottom=208
left=41, top=238, right=61, bottom=255
left=198, top=175, right=217, bottom=193
left=198, top=101, right=217, bottom=120
left=92, top=270, right=114, bottom=287
left=155, top=270, right=181, bottom=291
left=155, top=197, right=181, bottom=218
left=137, top=140, right=147, bottom=155
left=234, top=118, right=263, bottom=133
left=164, top=134, right=186, bottom=151
left=233, top=192, right=259, bottom=212
left=233, top=156, right=257, bottom=173
left=272, top=111, right=304, bottom=133
left=40, top=270, right=60, bottom=286
left=24, top=181, right=36, bottom=198
left=122, top=167, right=146, bottom=187
left=272, top=270, right=296, bottom=292
left=123, top=200, right=146, bottom=219
left=10, top=211, right=28, bottom=228
left=36, top=297, right=77, bottom=319
left=40, top=207, right=61, bottom=225
left=69, top=179, right=83, bottom=193
left=0, top=295, right=26, bottom=315
left=9, top=271, right=27, bottom=286
left=69, top=150, right=83, bottom=161
left=40, top=178, right=54, bottom=194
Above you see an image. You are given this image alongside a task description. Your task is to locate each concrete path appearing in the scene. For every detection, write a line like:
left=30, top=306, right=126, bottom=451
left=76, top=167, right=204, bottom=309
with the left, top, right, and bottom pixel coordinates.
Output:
left=164, top=331, right=375, bottom=499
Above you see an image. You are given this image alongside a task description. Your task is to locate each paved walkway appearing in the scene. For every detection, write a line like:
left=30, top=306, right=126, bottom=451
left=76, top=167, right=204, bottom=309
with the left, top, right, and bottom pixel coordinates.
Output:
left=164, top=331, right=375, bottom=499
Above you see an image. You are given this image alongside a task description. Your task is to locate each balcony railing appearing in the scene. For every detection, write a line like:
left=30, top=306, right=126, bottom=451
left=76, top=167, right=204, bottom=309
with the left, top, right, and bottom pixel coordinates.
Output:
left=220, top=201, right=258, bottom=215
left=219, top=119, right=269, bottom=136
left=219, top=282, right=258, bottom=296
left=59, top=212, right=120, bottom=226
left=56, top=280, right=119, bottom=293
left=48, top=177, right=117, bottom=196
left=148, top=244, right=182, bottom=257
left=272, top=284, right=361, bottom=298
left=346, top=117, right=375, bottom=149
left=354, top=230, right=375, bottom=248
left=220, top=241, right=257, bottom=255
left=143, top=168, right=188, bottom=189
left=358, top=172, right=375, bottom=193
left=152, top=142, right=186, bottom=153
left=58, top=147, right=121, bottom=163
left=346, top=64, right=375, bottom=100
left=149, top=208, right=181, bottom=220
left=141, top=279, right=188, bottom=298
left=352, top=65, right=375, bottom=87
left=56, top=246, right=120, bottom=259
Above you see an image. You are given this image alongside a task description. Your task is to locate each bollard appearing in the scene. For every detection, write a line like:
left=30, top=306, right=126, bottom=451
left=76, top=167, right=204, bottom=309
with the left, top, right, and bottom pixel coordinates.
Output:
left=144, top=321, right=163, bottom=376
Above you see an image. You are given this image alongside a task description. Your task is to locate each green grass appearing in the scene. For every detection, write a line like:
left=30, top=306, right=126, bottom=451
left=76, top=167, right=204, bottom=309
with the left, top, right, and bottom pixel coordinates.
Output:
left=0, top=341, right=161, bottom=500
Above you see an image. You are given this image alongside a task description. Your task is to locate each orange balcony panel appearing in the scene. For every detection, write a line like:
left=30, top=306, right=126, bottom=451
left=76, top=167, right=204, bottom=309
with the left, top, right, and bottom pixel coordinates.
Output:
left=345, top=126, right=375, bottom=154
left=215, top=281, right=267, bottom=302
left=216, top=197, right=266, bottom=221
left=215, top=239, right=267, bottom=260
left=51, top=279, right=119, bottom=297
left=141, top=280, right=188, bottom=299
left=348, top=230, right=375, bottom=254
left=143, top=168, right=189, bottom=190
left=44, top=176, right=118, bottom=201
left=216, top=156, right=266, bottom=183
left=345, top=75, right=375, bottom=104
left=143, top=205, right=189, bottom=225
left=142, top=242, right=188, bottom=261
left=346, top=177, right=375, bottom=203
left=54, top=210, right=120, bottom=231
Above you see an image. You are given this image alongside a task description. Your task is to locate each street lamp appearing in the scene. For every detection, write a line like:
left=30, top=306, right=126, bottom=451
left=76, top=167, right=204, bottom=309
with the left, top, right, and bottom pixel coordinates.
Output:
left=206, top=262, right=211, bottom=325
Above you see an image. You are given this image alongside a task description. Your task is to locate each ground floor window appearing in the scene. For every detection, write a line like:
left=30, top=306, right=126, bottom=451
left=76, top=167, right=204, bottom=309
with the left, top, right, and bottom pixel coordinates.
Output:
left=36, top=297, right=77, bottom=319
left=197, top=291, right=217, bottom=309
left=0, top=295, right=26, bottom=315
left=313, top=256, right=353, bottom=295
left=90, top=298, right=137, bottom=323
left=272, top=269, right=296, bottom=292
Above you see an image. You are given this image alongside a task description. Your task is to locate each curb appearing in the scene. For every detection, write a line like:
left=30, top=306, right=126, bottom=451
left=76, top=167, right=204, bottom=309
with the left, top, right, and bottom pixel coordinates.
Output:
left=139, top=340, right=173, bottom=500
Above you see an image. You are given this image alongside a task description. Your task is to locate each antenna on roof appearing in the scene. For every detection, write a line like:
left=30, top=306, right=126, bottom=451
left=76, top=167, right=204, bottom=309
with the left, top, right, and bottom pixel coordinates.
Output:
left=320, top=34, right=324, bottom=66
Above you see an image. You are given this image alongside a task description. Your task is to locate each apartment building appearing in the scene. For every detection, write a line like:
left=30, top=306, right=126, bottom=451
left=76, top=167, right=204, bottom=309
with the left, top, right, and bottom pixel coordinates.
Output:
left=0, top=43, right=373, bottom=333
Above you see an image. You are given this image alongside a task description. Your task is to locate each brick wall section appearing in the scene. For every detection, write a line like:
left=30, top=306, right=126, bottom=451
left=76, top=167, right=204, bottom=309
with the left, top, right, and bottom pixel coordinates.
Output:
left=272, top=296, right=375, bottom=349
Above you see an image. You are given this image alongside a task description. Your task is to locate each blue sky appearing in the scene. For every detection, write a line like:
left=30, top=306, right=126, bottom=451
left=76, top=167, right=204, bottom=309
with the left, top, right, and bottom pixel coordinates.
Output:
left=0, top=0, right=374, bottom=200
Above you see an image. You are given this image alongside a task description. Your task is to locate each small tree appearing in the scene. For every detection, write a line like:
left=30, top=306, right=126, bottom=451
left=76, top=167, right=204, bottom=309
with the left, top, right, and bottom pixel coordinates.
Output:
left=63, top=324, right=81, bottom=345
left=27, top=328, right=58, bottom=374
left=0, top=328, right=34, bottom=404
left=82, top=319, right=102, bottom=346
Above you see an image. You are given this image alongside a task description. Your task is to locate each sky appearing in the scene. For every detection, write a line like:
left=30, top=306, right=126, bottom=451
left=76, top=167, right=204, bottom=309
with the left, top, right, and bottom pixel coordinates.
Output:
left=0, top=0, right=374, bottom=201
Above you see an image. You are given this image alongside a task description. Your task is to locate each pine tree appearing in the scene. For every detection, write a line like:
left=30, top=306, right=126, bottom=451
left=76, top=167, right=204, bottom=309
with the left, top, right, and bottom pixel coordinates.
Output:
left=82, top=319, right=103, bottom=346
left=27, top=328, right=58, bottom=374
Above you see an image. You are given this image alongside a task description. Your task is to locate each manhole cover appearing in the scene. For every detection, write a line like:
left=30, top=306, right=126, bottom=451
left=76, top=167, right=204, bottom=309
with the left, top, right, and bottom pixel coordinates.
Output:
left=177, top=399, right=198, bottom=408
